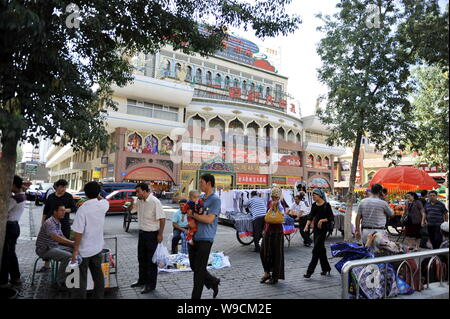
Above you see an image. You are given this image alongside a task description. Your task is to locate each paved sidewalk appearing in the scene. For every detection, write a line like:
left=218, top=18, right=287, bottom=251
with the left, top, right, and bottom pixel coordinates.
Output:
left=14, top=201, right=345, bottom=299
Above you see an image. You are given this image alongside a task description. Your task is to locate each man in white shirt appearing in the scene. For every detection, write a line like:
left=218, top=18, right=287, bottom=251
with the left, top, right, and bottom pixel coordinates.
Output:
left=71, top=182, right=109, bottom=299
left=288, top=193, right=312, bottom=247
left=0, top=175, right=26, bottom=287
left=130, top=183, right=166, bottom=294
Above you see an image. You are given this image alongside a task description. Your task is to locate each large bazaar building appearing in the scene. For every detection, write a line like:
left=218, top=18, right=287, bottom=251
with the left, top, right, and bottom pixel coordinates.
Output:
left=45, top=32, right=345, bottom=195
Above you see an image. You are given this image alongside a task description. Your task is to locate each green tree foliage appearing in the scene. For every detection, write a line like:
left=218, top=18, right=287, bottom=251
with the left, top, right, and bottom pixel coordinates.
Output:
left=0, top=0, right=300, bottom=261
left=315, top=0, right=444, bottom=241
left=398, top=0, right=449, bottom=70
left=407, top=65, right=449, bottom=204
left=407, top=66, right=449, bottom=170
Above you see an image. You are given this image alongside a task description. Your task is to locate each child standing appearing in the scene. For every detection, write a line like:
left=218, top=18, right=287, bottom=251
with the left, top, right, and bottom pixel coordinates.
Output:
left=182, top=190, right=204, bottom=245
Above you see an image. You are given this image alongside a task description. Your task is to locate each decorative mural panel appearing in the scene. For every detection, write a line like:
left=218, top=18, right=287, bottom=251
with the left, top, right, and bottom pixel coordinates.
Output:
left=143, top=135, right=159, bottom=154
left=156, top=159, right=174, bottom=172
left=125, top=130, right=174, bottom=156
left=126, top=157, right=146, bottom=169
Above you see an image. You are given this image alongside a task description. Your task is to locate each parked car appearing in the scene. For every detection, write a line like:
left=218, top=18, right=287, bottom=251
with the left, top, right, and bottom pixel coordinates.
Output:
left=25, top=185, right=41, bottom=201
left=106, top=189, right=137, bottom=213
left=35, top=183, right=54, bottom=206
left=102, top=182, right=137, bottom=196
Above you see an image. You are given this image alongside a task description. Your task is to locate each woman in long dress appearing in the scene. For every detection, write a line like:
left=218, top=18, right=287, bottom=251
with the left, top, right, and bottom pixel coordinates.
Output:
left=259, top=187, right=285, bottom=285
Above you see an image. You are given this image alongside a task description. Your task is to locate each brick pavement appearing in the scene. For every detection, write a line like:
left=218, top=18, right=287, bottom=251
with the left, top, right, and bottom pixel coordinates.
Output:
left=13, top=201, right=345, bottom=299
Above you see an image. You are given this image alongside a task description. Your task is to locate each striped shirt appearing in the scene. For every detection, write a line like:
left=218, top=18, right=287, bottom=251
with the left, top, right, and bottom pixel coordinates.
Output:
left=247, top=197, right=267, bottom=220
left=357, top=196, right=394, bottom=229
left=424, top=201, right=448, bottom=226
left=35, top=216, right=64, bottom=257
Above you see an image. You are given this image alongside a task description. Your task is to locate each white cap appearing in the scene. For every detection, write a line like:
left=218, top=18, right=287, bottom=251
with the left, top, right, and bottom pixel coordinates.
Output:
left=441, top=221, right=449, bottom=233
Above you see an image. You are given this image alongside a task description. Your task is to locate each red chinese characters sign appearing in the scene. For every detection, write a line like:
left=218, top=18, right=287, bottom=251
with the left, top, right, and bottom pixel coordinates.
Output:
left=237, top=174, right=268, bottom=185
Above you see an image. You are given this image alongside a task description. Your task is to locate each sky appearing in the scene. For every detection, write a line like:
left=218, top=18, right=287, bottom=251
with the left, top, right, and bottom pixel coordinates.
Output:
left=229, top=0, right=340, bottom=117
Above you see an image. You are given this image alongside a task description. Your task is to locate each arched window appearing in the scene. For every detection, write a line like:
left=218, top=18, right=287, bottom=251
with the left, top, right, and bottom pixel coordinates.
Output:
left=208, top=117, right=225, bottom=144
left=175, top=63, right=181, bottom=73
left=324, top=156, right=330, bottom=168
left=288, top=131, right=295, bottom=143
left=266, top=87, right=271, bottom=97
left=258, top=85, right=263, bottom=97
left=165, top=60, right=171, bottom=76
left=296, top=133, right=301, bottom=144
left=195, top=68, right=202, bottom=83
left=206, top=71, right=212, bottom=85
left=233, top=78, right=239, bottom=88
left=264, top=124, right=272, bottom=148
left=215, top=73, right=222, bottom=86
left=246, top=122, right=259, bottom=163
left=224, top=76, right=230, bottom=89
left=186, top=66, right=192, bottom=81
left=307, top=154, right=314, bottom=167
left=277, top=127, right=285, bottom=141
left=316, top=155, right=322, bottom=167
left=242, top=80, right=247, bottom=95
left=251, top=82, right=256, bottom=92
left=188, top=114, right=206, bottom=129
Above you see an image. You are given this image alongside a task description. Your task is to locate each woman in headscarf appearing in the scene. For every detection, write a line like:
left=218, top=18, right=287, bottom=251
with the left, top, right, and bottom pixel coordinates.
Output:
left=259, top=187, right=285, bottom=285
left=303, top=188, right=334, bottom=278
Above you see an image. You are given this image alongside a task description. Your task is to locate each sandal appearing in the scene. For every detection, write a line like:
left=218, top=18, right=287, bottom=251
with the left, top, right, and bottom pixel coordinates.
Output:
left=260, top=274, right=271, bottom=283
left=36, top=266, right=50, bottom=273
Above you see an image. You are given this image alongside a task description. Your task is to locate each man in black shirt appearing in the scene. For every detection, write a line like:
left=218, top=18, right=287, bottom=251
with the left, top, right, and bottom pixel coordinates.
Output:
left=42, top=179, right=77, bottom=239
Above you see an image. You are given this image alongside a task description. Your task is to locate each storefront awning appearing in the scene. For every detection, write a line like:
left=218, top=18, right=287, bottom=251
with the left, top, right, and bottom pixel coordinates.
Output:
left=125, top=167, right=173, bottom=182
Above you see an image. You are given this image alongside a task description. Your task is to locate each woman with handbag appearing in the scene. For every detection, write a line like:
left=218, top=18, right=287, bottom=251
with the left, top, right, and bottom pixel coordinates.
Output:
left=303, top=188, right=334, bottom=278
left=404, top=192, right=426, bottom=251
left=259, top=187, right=285, bottom=285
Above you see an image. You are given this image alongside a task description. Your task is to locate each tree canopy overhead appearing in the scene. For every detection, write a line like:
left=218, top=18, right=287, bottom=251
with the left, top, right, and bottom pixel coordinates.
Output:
left=315, top=0, right=447, bottom=241
left=0, top=0, right=301, bottom=266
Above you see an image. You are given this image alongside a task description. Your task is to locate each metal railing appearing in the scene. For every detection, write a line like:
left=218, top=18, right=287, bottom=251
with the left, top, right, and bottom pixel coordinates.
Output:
left=341, top=248, right=449, bottom=299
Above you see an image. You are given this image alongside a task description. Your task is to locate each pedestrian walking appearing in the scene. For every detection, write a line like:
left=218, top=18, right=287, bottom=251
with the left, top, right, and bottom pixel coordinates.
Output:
left=424, top=190, right=448, bottom=249
left=187, top=174, right=221, bottom=299
left=246, top=191, right=267, bottom=252
left=303, top=188, right=334, bottom=278
left=130, top=183, right=166, bottom=294
left=404, top=192, right=426, bottom=251
left=70, top=182, right=109, bottom=299
left=0, top=175, right=26, bottom=288
left=259, top=187, right=285, bottom=285
left=419, top=190, right=430, bottom=248
left=355, top=184, right=394, bottom=245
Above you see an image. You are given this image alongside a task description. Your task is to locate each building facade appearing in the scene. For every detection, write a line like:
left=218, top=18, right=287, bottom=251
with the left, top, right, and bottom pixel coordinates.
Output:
left=46, top=32, right=345, bottom=194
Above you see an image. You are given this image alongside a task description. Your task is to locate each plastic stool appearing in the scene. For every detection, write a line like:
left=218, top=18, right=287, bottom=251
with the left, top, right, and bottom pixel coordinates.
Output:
left=31, top=257, right=59, bottom=286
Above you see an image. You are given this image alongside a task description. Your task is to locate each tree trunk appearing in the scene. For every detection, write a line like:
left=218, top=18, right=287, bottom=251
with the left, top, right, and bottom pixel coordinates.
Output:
left=344, top=131, right=363, bottom=242
left=0, top=133, right=19, bottom=263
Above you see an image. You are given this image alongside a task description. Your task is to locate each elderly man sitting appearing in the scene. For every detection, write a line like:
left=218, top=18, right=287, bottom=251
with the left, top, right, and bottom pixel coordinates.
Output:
left=35, top=204, right=75, bottom=291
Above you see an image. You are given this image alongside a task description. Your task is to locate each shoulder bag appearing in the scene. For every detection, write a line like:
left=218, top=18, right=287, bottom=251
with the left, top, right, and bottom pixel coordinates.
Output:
left=264, top=206, right=284, bottom=224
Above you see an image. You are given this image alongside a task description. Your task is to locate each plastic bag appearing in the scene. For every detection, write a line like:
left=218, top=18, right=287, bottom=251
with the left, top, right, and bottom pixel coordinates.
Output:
left=152, top=243, right=169, bottom=269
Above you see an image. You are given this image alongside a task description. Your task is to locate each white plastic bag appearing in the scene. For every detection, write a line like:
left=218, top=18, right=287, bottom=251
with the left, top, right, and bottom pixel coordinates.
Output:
left=152, top=243, right=169, bottom=268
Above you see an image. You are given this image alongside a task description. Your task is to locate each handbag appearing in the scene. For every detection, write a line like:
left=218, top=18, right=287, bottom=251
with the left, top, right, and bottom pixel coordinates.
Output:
left=264, top=206, right=284, bottom=224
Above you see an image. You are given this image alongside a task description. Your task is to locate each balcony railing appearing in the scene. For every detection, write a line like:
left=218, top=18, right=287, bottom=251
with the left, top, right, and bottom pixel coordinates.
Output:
left=159, top=69, right=292, bottom=113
